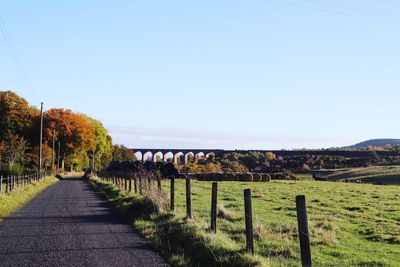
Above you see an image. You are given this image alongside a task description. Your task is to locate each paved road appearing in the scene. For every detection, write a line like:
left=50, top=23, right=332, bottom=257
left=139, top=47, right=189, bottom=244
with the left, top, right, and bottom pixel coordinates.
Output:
left=0, top=177, right=169, bottom=267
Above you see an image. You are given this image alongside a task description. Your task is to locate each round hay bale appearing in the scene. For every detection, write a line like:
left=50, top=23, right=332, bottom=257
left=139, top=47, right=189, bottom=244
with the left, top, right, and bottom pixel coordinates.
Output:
left=205, top=173, right=214, bottom=181
left=261, top=173, right=272, bottom=182
left=271, top=173, right=284, bottom=180
left=237, top=172, right=253, bottom=182
left=214, top=173, right=223, bottom=181
left=204, top=173, right=212, bottom=181
left=252, top=173, right=262, bottom=182
left=222, top=172, right=235, bottom=181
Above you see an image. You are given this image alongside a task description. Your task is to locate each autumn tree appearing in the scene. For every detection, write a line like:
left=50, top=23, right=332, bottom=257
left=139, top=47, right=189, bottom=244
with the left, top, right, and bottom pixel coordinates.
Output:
left=0, top=91, right=38, bottom=141
left=79, top=114, right=113, bottom=169
left=112, top=145, right=136, bottom=161
left=0, top=91, right=39, bottom=168
left=0, top=91, right=116, bottom=172
left=1, top=131, right=29, bottom=165
left=28, top=144, right=54, bottom=169
left=44, top=109, right=96, bottom=170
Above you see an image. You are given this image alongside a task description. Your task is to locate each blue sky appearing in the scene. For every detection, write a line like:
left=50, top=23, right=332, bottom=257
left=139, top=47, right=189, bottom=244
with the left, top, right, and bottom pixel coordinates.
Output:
left=1, top=1, right=399, bottom=149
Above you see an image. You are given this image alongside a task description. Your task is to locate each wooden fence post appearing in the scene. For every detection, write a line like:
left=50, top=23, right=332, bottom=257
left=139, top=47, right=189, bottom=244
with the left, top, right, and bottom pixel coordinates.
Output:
left=125, top=175, right=128, bottom=191
left=186, top=176, right=192, bottom=218
left=170, top=176, right=175, bottom=211
left=211, top=182, right=218, bottom=233
left=134, top=173, right=137, bottom=193
left=129, top=175, right=132, bottom=192
left=157, top=176, right=162, bottom=193
left=147, top=175, right=152, bottom=192
left=244, top=189, right=254, bottom=254
left=139, top=175, right=143, bottom=195
left=296, top=195, right=312, bottom=267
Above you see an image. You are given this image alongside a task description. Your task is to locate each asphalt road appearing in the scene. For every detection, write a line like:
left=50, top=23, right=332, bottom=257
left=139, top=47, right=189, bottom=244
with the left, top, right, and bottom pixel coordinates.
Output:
left=0, top=177, right=170, bottom=267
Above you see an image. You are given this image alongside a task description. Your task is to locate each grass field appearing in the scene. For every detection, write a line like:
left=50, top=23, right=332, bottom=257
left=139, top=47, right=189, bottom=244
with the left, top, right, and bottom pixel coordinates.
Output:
left=0, top=176, right=58, bottom=221
left=322, top=165, right=400, bottom=184
left=92, top=176, right=400, bottom=267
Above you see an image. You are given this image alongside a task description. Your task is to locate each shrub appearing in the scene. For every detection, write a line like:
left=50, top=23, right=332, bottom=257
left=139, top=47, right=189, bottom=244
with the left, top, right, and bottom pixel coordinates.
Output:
left=0, top=162, right=25, bottom=176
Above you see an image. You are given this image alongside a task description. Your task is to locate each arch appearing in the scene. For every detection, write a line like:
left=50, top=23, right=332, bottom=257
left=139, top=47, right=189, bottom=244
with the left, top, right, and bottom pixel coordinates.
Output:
left=195, top=152, right=205, bottom=163
left=163, top=152, right=174, bottom=163
left=173, top=152, right=184, bottom=165
left=142, top=151, right=153, bottom=162
left=134, top=151, right=143, bottom=161
left=153, top=151, right=164, bottom=162
left=185, top=152, right=195, bottom=164
left=205, top=152, right=215, bottom=159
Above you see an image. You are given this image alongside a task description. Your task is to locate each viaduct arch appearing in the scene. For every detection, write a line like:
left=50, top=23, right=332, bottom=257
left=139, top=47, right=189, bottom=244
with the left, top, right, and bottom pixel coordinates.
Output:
left=131, top=148, right=397, bottom=165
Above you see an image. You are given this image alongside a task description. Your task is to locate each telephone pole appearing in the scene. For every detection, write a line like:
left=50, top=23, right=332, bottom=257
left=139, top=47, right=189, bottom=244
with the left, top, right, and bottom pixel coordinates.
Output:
left=39, top=102, right=44, bottom=171
left=51, top=129, right=55, bottom=173
left=57, top=141, right=61, bottom=172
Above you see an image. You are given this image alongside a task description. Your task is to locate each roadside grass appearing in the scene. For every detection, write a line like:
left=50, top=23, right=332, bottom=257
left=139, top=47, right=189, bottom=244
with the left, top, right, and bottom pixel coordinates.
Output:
left=0, top=176, right=58, bottom=221
left=91, top=178, right=400, bottom=267
left=89, top=178, right=266, bottom=266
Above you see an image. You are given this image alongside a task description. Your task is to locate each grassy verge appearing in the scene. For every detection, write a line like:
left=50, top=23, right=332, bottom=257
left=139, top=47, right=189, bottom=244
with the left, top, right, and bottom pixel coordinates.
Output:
left=89, top=177, right=264, bottom=267
left=90, top=177, right=400, bottom=267
left=0, top=176, right=58, bottom=221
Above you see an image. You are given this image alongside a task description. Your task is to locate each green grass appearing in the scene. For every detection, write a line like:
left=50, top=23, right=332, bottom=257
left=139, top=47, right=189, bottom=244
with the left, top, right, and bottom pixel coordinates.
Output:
left=91, top=177, right=400, bottom=267
left=0, top=176, right=58, bottom=221
left=322, top=165, right=400, bottom=184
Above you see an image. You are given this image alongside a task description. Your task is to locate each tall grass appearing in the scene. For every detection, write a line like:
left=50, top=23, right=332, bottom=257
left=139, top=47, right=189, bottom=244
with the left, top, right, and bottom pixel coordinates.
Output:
left=91, top=173, right=400, bottom=267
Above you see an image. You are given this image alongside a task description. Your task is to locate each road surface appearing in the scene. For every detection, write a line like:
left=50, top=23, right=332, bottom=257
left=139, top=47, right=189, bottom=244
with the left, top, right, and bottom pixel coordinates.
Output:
left=0, top=177, right=169, bottom=267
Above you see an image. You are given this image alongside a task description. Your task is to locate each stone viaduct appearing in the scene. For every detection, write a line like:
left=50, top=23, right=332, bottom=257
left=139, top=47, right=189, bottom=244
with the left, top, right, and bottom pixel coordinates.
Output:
left=130, top=148, right=398, bottom=165
left=131, top=149, right=224, bottom=165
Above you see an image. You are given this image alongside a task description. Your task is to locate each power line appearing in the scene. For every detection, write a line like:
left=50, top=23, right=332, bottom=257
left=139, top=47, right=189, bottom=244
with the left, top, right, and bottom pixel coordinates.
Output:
left=265, top=0, right=400, bottom=25
left=303, top=0, right=400, bottom=22
left=0, top=13, right=34, bottom=91
left=372, top=0, right=400, bottom=5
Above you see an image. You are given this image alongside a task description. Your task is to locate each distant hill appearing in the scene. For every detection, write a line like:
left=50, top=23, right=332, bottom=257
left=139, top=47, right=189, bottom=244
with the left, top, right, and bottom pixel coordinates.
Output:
left=347, top=139, right=400, bottom=149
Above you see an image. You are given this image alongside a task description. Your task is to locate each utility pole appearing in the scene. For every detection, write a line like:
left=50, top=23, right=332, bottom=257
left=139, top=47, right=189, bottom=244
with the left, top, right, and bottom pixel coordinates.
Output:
left=39, top=102, right=44, bottom=172
left=51, top=129, right=55, bottom=173
left=57, top=141, right=60, bottom=172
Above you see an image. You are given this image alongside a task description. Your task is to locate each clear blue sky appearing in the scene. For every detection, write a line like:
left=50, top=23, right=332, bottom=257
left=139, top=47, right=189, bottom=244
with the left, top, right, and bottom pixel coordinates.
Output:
left=1, top=1, right=399, bottom=149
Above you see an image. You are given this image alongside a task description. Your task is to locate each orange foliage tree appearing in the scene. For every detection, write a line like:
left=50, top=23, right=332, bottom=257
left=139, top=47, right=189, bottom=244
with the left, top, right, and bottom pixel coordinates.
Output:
left=44, top=109, right=96, bottom=170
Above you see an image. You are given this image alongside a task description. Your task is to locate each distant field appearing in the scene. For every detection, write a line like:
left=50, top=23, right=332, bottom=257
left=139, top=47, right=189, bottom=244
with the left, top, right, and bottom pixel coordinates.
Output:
left=316, top=165, right=400, bottom=184
left=161, top=179, right=400, bottom=266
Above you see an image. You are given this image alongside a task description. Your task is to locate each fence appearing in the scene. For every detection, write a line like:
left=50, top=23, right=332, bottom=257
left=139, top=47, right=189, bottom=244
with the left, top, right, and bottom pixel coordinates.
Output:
left=0, top=171, right=49, bottom=195
left=95, top=170, right=314, bottom=266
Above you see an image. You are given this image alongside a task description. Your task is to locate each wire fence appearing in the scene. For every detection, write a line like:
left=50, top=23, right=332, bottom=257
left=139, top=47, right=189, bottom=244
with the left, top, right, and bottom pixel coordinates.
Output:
left=95, top=171, right=313, bottom=265
left=0, top=171, right=50, bottom=195
left=94, top=171, right=399, bottom=267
